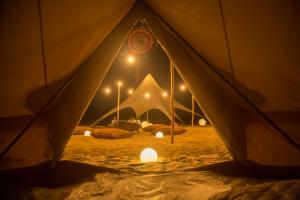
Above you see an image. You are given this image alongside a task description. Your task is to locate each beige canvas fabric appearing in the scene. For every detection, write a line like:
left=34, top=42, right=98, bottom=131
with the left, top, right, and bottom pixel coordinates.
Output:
left=0, top=0, right=135, bottom=169
left=142, top=3, right=300, bottom=166
left=147, top=0, right=300, bottom=111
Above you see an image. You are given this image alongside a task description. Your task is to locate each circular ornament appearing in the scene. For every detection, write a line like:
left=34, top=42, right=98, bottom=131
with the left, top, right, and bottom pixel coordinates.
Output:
left=128, top=29, right=154, bottom=54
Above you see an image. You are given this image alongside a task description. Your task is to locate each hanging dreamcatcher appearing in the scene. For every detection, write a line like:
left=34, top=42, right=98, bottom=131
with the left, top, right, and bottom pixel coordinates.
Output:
left=128, top=28, right=154, bottom=54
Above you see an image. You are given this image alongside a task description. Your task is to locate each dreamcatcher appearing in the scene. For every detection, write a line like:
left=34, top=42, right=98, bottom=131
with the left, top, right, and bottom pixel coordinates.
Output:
left=128, top=28, right=154, bottom=54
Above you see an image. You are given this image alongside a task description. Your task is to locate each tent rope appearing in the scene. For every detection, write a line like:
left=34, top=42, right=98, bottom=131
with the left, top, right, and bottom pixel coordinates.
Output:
left=146, top=4, right=300, bottom=150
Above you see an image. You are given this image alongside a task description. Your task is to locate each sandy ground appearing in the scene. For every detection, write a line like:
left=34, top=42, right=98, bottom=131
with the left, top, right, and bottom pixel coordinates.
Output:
left=3, top=126, right=300, bottom=199
left=64, top=127, right=232, bottom=174
left=54, top=126, right=235, bottom=199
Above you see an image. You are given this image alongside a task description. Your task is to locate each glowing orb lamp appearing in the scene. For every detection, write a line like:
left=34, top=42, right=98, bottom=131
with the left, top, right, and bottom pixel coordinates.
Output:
left=155, top=131, right=164, bottom=138
left=84, top=130, right=92, bottom=136
left=199, top=119, right=207, bottom=126
left=140, top=148, right=158, bottom=163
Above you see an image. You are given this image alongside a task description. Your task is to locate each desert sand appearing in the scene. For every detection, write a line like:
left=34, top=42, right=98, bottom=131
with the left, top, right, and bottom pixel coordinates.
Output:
left=2, top=126, right=299, bottom=199
left=64, top=127, right=232, bottom=174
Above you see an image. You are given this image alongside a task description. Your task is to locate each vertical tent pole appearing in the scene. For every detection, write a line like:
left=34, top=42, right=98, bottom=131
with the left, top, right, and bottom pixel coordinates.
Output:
left=192, top=95, right=195, bottom=127
left=146, top=104, right=149, bottom=121
left=170, top=61, right=175, bottom=143
left=117, top=84, right=121, bottom=122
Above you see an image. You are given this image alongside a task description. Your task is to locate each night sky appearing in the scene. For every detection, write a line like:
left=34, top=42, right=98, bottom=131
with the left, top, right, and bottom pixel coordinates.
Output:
left=80, top=36, right=203, bottom=126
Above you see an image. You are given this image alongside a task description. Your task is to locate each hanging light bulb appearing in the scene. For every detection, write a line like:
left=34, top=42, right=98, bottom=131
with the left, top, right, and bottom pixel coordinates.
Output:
left=117, top=81, right=123, bottom=87
left=180, top=84, right=186, bottom=91
left=104, top=87, right=111, bottom=94
left=144, top=92, right=150, bottom=99
left=127, top=55, right=135, bottom=63
left=128, top=89, right=133, bottom=94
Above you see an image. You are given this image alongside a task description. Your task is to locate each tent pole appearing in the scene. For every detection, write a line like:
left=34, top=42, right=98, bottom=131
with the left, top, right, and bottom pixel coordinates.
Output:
left=170, top=61, right=175, bottom=143
left=192, top=95, right=194, bottom=127
left=146, top=104, right=149, bottom=121
left=117, top=84, right=121, bottom=122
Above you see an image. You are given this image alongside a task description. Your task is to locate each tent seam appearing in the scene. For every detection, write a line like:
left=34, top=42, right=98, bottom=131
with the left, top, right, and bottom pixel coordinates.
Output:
left=218, top=0, right=235, bottom=78
left=38, top=0, right=49, bottom=99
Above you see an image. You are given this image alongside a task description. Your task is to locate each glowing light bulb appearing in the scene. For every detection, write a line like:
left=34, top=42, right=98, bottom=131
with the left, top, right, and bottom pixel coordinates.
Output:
left=144, top=92, right=150, bottom=99
left=127, top=55, right=135, bottom=63
left=162, top=91, right=168, bottom=97
left=117, top=81, right=123, bottom=87
left=140, top=148, right=158, bottom=163
left=104, top=87, right=111, bottom=94
left=155, top=131, right=164, bottom=138
left=128, top=89, right=133, bottom=95
left=180, top=84, right=186, bottom=91
left=199, top=119, right=207, bottom=126
left=84, top=130, right=92, bottom=136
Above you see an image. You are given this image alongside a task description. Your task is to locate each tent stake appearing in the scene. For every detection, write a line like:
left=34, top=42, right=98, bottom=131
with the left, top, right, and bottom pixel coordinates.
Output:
left=170, top=61, right=175, bottom=143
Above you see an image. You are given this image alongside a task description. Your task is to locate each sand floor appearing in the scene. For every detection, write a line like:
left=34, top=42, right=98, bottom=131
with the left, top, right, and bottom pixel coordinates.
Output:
left=59, top=126, right=235, bottom=199
left=63, top=127, right=232, bottom=174
left=3, top=126, right=300, bottom=199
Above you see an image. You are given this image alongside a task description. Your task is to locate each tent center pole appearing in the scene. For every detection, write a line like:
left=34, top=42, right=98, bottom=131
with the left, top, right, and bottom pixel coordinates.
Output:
left=146, top=104, right=149, bottom=121
left=117, top=84, right=121, bottom=122
left=170, top=61, right=175, bottom=143
left=192, top=95, right=195, bottom=127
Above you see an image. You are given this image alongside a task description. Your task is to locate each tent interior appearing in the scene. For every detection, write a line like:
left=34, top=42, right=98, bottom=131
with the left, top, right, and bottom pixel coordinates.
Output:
left=0, top=0, right=300, bottom=199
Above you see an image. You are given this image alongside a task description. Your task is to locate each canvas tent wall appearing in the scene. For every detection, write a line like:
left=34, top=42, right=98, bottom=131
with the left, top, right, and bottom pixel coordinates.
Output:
left=0, top=0, right=299, bottom=169
left=90, top=74, right=197, bottom=126
left=0, top=0, right=137, bottom=169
